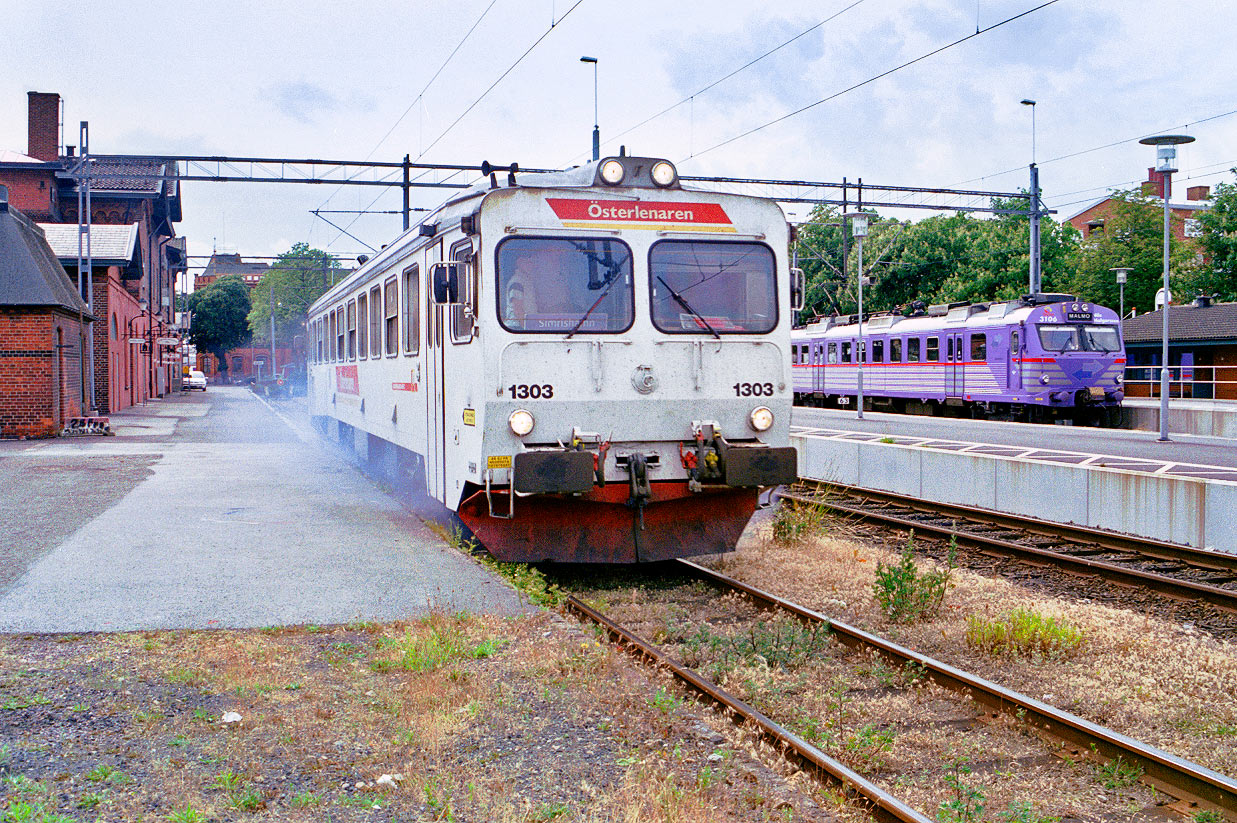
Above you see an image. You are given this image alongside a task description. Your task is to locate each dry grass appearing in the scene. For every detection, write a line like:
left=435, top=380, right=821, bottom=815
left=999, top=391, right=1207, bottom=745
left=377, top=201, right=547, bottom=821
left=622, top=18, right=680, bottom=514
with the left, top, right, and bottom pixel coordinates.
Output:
left=0, top=609, right=829, bottom=822
left=707, top=513, right=1237, bottom=779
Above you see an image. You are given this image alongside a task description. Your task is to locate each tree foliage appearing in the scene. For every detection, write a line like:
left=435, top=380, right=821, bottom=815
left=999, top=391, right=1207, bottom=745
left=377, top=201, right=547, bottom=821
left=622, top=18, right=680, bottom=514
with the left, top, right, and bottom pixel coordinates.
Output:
left=793, top=196, right=1078, bottom=319
left=247, top=243, right=343, bottom=345
left=187, top=275, right=251, bottom=376
left=1061, top=189, right=1199, bottom=315
left=1190, top=173, right=1237, bottom=302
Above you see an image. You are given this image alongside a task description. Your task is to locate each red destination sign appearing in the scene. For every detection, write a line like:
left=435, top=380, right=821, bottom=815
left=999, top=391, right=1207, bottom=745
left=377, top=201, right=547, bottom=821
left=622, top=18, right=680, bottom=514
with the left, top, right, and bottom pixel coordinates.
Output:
left=546, top=198, right=733, bottom=230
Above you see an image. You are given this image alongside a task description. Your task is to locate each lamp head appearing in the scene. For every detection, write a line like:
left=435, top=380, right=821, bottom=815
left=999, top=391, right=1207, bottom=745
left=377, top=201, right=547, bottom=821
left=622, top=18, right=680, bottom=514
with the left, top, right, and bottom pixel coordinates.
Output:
left=580, top=56, right=597, bottom=64
left=1020, top=99, right=1036, bottom=106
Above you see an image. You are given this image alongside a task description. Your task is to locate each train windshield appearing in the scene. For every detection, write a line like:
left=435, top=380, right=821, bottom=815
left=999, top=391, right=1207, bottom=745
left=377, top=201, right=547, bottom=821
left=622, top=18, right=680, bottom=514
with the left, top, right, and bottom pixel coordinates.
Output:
left=496, top=237, right=634, bottom=334
left=1037, top=324, right=1122, bottom=353
left=649, top=241, right=776, bottom=334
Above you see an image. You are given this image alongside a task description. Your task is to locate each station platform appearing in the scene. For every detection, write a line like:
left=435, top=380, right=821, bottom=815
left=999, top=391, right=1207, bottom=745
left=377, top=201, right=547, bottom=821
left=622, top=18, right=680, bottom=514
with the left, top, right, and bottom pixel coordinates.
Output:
left=1123, top=397, right=1237, bottom=439
left=792, top=417, right=1237, bottom=553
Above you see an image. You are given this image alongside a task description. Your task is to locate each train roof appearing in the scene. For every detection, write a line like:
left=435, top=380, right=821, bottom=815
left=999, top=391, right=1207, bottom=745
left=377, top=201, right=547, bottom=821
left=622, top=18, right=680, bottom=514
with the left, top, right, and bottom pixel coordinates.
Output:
left=793, top=294, right=1118, bottom=337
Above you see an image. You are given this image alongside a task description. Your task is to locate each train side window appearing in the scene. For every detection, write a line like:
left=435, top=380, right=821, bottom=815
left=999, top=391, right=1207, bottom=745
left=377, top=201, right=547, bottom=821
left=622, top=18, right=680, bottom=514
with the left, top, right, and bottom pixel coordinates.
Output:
left=791, top=346, right=799, bottom=365
left=403, top=265, right=420, bottom=355
left=347, top=300, right=357, bottom=360
left=841, top=341, right=852, bottom=363
left=369, top=286, right=382, bottom=357
left=450, top=241, right=475, bottom=343
left=890, top=338, right=902, bottom=363
left=947, top=337, right=953, bottom=362
left=357, top=294, right=368, bottom=360
left=970, top=333, right=987, bottom=361
left=384, top=277, right=399, bottom=355
left=926, top=336, right=939, bottom=362
left=336, top=307, right=345, bottom=361
left=907, top=337, right=920, bottom=362
left=827, top=342, right=838, bottom=364
left=872, top=339, right=884, bottom=363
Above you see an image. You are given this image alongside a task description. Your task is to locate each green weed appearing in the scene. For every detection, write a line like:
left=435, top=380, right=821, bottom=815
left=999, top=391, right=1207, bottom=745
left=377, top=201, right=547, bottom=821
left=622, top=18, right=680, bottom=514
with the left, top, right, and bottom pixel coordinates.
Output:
left=166, top=803, right=207, bottom=823
left=771, top=499, right=828, bottom=544
left=1093, top=755, right=1143, bottom=790
left=997, top=801, right=1059, bottom=823
left=937, top=757, right=985, bottom=823
left=965, top=609, right=1084, bottom=658
left=873, top=532, right=954, bottom=623
left=649, top=687, right=682, bottom=715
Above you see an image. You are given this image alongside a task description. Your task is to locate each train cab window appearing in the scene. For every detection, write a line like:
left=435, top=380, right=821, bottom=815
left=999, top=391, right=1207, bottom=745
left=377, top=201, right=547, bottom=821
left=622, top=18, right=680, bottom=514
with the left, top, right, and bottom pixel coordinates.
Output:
left=497, top=237, right=634, bottom=333
left=347, top=300, right=357, bottom=360
left=369, top=286, right=382, bottom=357
left=926, top=336, right=939, bottom=362
left=970, top=333, right=987, bottom=361
left=907, top=338, right=921, bottom=362
left=357, top=294, right=368, bottom=360
left=403, top=265, right=420, bottom=355
left=384, top=278, right=399, bottom=354
left=1011, top=330, right=1019, bottom=357
left=890, top=338, right=902, bottom=363
left=450, top=242, right=475, bottom=343
left=650, top=240, right=776, bottom=334
left=827, top=342, right=838, bottom=364
left=841, top=341, right=852, bottom=363
left=872, top=339, right=884, bottom=363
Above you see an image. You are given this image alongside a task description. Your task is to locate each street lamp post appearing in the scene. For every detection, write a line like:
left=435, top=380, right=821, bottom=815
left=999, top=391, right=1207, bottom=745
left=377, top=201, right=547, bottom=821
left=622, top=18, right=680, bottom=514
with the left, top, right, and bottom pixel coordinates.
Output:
left=844, top=211, right=869, bottom=419
left=1110, top=267, right=1131, bottom=320
left=580, top=56, right=599, bottom=161
left=1020, top=99, right=1042, bottom=295
left=1139, top=134, right=1194, bottom=442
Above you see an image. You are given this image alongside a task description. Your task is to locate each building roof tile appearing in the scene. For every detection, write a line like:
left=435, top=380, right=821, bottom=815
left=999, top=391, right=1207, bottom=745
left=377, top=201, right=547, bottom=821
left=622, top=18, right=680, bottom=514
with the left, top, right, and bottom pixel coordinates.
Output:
left=0, top=201, right=91, bottom=315
left=1122, top=301, right=1237, bottom=344
left=37, top=222, right=139, bottom=265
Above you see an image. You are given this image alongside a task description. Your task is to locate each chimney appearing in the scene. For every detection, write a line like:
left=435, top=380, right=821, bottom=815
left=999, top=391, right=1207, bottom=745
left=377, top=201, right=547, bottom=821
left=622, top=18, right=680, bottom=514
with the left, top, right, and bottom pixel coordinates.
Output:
left=1187, top=185, right=1210, bottom=201
left=27, top=92, right=61, bottom=161
left=1194, top=294, right=1213, bottom=308
left=1141, top=167, right=1167, bottom=199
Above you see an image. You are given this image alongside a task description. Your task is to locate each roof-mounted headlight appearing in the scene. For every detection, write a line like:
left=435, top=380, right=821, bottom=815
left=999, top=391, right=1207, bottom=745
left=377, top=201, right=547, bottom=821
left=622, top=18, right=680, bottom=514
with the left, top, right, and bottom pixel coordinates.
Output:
left=599, top=159, right=625, bottom=185
left=651, top=161, right=677, bottom=187
left=749, top=406, right=774, bottom=432
left=508, top=409, right=535, bottom=437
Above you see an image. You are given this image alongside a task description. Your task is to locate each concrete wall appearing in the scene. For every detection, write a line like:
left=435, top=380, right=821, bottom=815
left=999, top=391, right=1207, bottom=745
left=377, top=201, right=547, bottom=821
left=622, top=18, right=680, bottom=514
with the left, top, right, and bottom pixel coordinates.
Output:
left=795, top=432, right=1237, bottom=552
left=1123, top=399, right=1237, bottom=439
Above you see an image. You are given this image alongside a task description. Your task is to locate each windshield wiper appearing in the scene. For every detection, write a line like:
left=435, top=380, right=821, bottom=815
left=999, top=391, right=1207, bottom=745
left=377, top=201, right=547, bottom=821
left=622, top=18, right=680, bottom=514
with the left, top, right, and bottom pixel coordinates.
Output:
left=657, top=276, right=720, bottom=339
left=566, top=271, right=623, bottom=339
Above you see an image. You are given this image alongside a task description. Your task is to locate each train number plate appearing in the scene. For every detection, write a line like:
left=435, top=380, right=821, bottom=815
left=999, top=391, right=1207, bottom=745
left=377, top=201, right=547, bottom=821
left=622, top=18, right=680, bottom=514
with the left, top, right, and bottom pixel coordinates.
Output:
left=487, top=455, right=512, bottom=469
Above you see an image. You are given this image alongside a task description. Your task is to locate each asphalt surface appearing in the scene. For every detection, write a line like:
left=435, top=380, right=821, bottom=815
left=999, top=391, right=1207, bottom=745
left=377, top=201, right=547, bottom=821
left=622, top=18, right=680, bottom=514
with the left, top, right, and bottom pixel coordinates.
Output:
left=0, top=386, right=529, bottom=633
left=792, top=406, right=1237, bottom=470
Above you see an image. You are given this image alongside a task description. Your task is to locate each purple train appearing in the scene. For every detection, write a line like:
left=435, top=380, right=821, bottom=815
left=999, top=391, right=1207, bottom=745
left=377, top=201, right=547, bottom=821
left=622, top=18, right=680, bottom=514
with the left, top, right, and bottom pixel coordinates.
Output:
left=791, top=294, right=1126, bottom=426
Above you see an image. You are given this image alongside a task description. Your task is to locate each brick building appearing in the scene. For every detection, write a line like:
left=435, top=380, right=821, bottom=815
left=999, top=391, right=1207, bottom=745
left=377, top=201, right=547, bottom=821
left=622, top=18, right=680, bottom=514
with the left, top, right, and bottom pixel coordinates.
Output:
left=0, top=186, right=91, bottom=437
left=1065, top=168, right=1211, bottom=241
left=0, top=91, right=186, bottom=410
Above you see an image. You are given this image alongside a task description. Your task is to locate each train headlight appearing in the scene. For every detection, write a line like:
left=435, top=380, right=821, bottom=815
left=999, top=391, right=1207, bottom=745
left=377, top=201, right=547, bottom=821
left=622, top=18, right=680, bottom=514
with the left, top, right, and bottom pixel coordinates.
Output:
left=749, top=406, right=774, bottom=432
left=508, top=409, right=535, bottom=437
left=1040, top=374, right=1050, bottom=384
left=651, top=161, right=677, bottom=187
left=1114, top=374, right=1123, bottom=385
left=599, top=159, right=625, bottom=185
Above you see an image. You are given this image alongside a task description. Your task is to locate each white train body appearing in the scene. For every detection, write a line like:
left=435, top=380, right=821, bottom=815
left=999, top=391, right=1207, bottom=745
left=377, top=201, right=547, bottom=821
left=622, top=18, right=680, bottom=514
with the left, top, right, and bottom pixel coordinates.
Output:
left=307, top=156, right=799, bottom=562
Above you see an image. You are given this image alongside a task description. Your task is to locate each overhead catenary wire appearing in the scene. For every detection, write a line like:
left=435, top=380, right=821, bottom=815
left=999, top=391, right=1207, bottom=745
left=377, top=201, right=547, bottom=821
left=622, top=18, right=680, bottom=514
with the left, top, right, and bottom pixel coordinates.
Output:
left=323, top=0, right=588, bottom=249
left=685, top=0, right=1063, bottom=162
left=574, top=0, right=867, bottom=164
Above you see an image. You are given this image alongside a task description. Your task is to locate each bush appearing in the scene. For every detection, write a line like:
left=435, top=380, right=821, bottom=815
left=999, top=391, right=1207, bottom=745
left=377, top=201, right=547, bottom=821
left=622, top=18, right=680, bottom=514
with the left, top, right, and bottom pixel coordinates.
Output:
left=872, top=532, right=954, bottom=623
left=770, top=499, right=827, bottom=544
left=965, top=608, right=1084, bottom=659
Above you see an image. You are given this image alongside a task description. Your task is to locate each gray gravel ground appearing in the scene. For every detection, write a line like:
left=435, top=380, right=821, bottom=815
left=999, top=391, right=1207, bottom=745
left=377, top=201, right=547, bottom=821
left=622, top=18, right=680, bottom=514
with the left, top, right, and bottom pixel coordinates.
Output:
left=0, top=386, right=529, bottom=632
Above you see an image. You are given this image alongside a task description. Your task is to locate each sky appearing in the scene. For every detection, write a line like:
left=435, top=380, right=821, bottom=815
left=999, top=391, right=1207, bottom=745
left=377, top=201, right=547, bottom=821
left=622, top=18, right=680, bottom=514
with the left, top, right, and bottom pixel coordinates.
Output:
left=3, top=0, right=1236, bottom=291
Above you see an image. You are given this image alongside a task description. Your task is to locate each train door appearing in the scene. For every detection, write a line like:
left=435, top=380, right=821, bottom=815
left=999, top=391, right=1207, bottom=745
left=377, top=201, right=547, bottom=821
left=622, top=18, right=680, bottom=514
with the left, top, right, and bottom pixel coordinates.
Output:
left=1007, top=328, right=1022, bottom=390
left=946, top=332, right=965, bottom=396
left=425, top=241, right=446, bottom=501
left=813, top=341, right=825, bottom=395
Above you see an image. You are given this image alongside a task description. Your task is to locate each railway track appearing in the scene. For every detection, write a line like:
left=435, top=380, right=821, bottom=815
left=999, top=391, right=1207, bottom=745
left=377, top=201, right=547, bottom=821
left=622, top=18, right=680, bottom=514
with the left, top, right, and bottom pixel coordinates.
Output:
left=565, top=561, right=1237, bottom=822
left=780, top=482, right=1237, bottom=616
